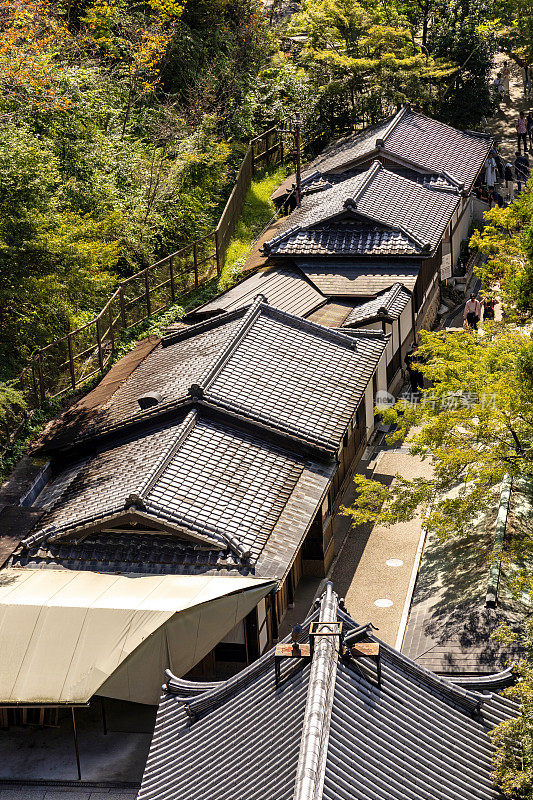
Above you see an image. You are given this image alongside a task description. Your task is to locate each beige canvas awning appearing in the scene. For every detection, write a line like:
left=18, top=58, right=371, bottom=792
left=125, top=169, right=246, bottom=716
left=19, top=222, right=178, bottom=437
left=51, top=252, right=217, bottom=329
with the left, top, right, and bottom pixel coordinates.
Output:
left=0, top=569, right=275, bottom=706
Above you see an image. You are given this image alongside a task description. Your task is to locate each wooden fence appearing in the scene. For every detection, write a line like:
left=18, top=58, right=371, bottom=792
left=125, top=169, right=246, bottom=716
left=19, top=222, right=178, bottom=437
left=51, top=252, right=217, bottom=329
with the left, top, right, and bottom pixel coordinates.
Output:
left=10, top=122, right=286, bottom=415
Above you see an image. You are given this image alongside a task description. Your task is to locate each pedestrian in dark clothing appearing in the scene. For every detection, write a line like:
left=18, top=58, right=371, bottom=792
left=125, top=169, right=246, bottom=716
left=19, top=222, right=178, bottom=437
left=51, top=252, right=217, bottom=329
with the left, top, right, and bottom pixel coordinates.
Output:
left=483, top=299, right=495, bottom=320
left=517, top=111, right=528, bottom=154
left=528, top=111, right=533, bottom=147
left=515, top=151, right=530, bottom=192
left=489, top=187, right=505, bottom=208
left=405, top=349, right=424, bottom=394
left=504, top=161, right=515, bottom=202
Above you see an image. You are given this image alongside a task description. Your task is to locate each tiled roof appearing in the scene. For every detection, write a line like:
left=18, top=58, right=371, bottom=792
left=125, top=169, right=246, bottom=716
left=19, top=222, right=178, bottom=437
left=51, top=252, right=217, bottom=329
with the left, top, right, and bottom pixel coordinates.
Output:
left=342, top=283, right=411, bottom=326
left=79, top=298, right=387, bottom=451
left=302, top=106, right=491, bottom=189
left=295, top=261, right=419, bottom=298
left=304, top=118, right=393, bottom=177
left=138, top=585, right=517, bottom=800
left=267, top=221, right=418, bottom=258
left=263, top=162, right=460, bottom=258
left=15, top=408, right=334, bottom=578
left=185, top=267, right=325, bottom=322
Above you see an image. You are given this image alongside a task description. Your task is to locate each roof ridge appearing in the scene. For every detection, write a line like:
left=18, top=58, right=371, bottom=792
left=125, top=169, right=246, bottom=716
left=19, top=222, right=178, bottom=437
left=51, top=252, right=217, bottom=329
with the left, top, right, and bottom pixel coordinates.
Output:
left=263, top=224, right=302, bottom=254
left=195, top=295, right=264, bottom=394
left=376, top=104, right=410, bottom=147
left=200, top=396, right=337, bottom=456
left=341, top=160, right=382, bottom=212
left=161, top=306, right=246, bottom=348
left=137, top=409, right=198, bottom=499
left=262, top=303, right=372, bottom=353
left=141, top=499, right=232, bottom=551
left=292, top=582, right=339, bottom=800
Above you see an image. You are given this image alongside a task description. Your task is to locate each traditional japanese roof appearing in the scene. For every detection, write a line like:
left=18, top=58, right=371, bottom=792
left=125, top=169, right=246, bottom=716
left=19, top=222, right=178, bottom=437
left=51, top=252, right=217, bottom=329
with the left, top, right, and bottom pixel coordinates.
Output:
left=14, top=408, right=334, bottom=580
left=15, top=299, right=387, bottom=580
left=295, top=261, right=419, bottom=298
left=342, top=283, right=411, bottom=327
left=302, top=105, right=492, bottom=190
left=263, top=162, right=461, bottom=259
left=65, top=297, right=387, bottom=448
left=138, top=584, right=517, bottom=800
left=184, top=267, right=325, bottom=323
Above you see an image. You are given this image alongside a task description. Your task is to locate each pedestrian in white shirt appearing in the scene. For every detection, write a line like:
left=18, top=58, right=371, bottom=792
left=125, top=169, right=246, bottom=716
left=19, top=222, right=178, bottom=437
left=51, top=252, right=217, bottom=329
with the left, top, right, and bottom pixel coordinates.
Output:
left=464, top=293, right=482, bottom=330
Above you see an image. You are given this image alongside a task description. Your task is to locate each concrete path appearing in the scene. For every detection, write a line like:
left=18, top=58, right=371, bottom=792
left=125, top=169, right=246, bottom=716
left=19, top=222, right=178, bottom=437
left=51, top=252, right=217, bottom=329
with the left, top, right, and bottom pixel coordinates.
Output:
left=328, top=442, right=433, bottom=646
left=279, top=426, right=434, bottom=647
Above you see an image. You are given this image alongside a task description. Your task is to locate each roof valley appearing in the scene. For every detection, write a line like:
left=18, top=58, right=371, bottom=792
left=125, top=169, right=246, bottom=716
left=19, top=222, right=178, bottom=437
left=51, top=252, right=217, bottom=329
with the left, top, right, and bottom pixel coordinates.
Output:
left=293, top=582, right=339, bottom=800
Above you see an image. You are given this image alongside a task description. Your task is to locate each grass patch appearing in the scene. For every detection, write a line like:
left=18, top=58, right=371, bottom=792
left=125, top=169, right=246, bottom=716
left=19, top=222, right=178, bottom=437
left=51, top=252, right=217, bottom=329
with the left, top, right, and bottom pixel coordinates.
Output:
left=220, top=164, right=289, bottom=286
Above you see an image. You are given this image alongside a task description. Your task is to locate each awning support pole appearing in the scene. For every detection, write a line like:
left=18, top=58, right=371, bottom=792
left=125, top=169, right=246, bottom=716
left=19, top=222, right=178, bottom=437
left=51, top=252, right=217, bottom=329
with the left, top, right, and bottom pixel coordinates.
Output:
left=100, top=697, right=108, bottom=736
left=72, top=707, right=81, bottom=781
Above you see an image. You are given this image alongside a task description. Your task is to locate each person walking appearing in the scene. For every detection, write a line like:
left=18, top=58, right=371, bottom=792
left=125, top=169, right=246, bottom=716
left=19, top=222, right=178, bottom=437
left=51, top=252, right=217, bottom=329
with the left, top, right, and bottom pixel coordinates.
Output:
left=489, top=186, right=505, bottom=208
left=501, top=61, right=511, bottom=98
left=404, top=348, right=424, bottom=394
left=517, top=111, right=528, bottom=154
left=484, top=153, right=498, bottom=189
left=523, top=65, right=531, bottom=99
left=504, top=161, right=515, bottom=202
left=515, top=150, right=530, bottom=192
left=483, top=298, right=495, bottom=320
left=464, top=293, right=481, bottom=331
left=528, top=111, right=533, bottom=148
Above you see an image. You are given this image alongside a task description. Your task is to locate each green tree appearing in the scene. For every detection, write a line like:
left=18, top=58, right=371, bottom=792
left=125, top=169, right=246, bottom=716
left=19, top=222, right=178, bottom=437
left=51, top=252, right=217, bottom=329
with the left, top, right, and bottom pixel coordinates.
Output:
left=287, top=0, right=454, bottom=133
left=343, top=326, right=533, bottom=796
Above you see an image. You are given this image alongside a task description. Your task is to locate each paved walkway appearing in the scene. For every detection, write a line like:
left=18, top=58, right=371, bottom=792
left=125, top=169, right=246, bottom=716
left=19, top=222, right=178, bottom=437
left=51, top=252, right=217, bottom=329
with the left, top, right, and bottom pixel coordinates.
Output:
left=279, top=425, right=433, bottom=647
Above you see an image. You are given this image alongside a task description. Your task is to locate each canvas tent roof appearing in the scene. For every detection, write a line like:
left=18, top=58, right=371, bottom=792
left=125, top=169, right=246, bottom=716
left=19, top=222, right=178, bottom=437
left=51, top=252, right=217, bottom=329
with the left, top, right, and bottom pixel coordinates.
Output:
left=0, top=569, right=274, bottom=706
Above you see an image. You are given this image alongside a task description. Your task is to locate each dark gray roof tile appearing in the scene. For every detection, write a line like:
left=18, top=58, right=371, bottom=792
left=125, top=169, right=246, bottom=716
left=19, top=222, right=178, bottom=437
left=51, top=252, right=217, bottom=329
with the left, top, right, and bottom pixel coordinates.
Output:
left=303, top=106, right=491, bottom=190
left=185, top=267, right=325, bottom=321
left=138, top=588, right=517, bottom=800
left=264, top=162, right=460, bottom=259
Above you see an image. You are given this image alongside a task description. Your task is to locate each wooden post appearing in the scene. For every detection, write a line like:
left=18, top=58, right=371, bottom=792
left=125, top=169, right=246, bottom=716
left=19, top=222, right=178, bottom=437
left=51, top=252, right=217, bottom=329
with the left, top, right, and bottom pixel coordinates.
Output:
left=193, top=242, right=199, bottom=287
left=214, top=229, right=221, bottom=277
left=145, top=269, right=151, bottom=316
left=119, top=284, right=126, bottom=329
left=95, top=317, right=104, bottom=373
left=72, top=707, right=81, bottom=781
left=108, top=304, right=115, bottom=356
left=279, top=129, right=284, bottom=164
left=67, top=333, right=76, bottom=390
left=295, top=113, right=302, bottom=207
left=36, top=352, right=45, bottom=406
left=169, top=257, right=175, bottom=302
left=250, top=140, right=255, bottom=176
